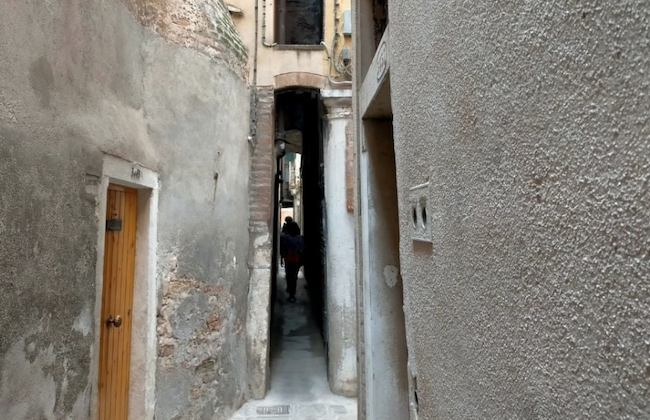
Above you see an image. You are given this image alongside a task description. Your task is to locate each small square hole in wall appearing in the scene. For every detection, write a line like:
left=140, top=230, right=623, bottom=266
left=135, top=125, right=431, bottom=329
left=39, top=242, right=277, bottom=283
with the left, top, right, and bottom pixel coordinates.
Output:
left=409, top=183, right=432, bottom=243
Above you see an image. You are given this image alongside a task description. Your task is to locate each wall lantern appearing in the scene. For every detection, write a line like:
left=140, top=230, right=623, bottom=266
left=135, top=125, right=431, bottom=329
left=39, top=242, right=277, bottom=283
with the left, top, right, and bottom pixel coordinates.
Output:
left=275, top=135, right=287, bottom=158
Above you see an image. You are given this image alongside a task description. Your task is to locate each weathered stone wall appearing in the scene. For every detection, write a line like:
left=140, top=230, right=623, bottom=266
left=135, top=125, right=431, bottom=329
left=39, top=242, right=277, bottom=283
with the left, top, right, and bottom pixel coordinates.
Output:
left=388, top=1, right=650, bottom=419
left=0, top=0, right=250, bottom=419
left=117, top=0, right=248, bottom=75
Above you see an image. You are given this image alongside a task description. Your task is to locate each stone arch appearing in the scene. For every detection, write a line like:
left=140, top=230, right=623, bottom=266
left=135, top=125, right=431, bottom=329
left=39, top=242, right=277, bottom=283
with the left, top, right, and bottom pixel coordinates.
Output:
left=274, top=72, right=328, bottom=90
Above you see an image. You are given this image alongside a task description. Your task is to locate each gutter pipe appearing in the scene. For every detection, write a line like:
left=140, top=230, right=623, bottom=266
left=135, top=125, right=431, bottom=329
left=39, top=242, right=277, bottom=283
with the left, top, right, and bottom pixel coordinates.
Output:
left=322, top=0, right=351, bottom=86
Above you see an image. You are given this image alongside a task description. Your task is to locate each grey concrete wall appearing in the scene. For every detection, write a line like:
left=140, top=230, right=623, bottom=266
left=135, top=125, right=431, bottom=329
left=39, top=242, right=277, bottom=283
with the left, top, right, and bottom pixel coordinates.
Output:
left=0, top=1, right=250, bottom=419
left=388, top=1, right=650, bottom=419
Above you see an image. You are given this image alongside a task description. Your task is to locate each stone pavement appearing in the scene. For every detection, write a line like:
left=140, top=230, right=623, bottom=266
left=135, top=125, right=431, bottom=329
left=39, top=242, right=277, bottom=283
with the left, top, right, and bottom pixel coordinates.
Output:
left=231, top=270, right=357, bottom=420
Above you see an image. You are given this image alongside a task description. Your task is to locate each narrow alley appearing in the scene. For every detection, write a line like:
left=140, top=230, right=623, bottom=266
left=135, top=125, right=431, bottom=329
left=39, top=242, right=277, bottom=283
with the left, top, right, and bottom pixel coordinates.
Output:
left=2, top=0, right=650, bottom=420
left=231, top=270, right=356, bottom=420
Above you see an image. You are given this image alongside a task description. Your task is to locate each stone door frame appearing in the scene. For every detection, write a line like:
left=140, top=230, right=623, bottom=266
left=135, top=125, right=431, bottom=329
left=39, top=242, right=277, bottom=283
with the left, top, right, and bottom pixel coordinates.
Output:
left=90, top=155, right=159, bottom=420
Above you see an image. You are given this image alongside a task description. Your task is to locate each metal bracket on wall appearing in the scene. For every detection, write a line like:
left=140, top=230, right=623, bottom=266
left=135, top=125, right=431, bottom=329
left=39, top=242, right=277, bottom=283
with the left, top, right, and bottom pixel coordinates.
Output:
left=106, top=219, right=123, bottom=232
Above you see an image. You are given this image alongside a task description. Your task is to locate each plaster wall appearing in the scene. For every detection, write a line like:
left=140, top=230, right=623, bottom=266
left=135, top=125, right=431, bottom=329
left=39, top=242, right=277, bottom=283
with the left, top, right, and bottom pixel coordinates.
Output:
left=322, top=91, right=357, bottom=397
left=228, top=0, right=352, bottom=86
left=358, top=120, right=409, bottom=420
left=388, top=1, right=650, bottom=418
left=0, top=1, right=250, bottom=419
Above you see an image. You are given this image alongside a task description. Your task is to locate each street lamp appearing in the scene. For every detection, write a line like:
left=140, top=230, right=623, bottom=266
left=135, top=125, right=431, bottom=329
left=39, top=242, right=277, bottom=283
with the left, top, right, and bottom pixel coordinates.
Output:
left=275, top=136, right=287, bottom=158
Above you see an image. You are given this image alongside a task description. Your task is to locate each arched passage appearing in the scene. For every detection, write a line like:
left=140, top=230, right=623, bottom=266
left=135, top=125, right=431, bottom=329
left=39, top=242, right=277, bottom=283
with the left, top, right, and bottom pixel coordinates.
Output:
left=245, top=81, right=356, bottom=414
left=274, top=72, right=328, bottom=91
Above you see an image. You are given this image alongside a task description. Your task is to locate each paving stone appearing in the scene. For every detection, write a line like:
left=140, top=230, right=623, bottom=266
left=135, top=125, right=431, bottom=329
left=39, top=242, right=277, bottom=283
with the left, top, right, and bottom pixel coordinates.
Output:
left=329, top=405, right=348, bottom=415
left=229, top=276, right=357, bottom=420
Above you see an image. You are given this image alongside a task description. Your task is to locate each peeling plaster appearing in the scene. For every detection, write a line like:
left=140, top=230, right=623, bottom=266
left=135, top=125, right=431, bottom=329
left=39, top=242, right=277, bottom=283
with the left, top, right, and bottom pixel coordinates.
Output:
left=0, top=0, right=250, bottom=418
left=72, top=302, right=93, bottom=337
left=383, top=265, right=399, bottom=288
left=116, top=0, right=248, bottom=75
left=0, top=340, right=57, bottom=420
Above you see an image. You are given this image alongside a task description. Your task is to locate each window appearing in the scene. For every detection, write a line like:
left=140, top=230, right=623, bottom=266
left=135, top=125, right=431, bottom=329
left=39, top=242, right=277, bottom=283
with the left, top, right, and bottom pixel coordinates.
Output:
left=275, top=0, right=323, bottom=45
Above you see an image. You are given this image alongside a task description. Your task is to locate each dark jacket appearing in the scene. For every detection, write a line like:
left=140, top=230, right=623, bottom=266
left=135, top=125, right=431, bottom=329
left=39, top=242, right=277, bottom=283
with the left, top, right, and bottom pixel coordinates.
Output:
left=281, top=234, right=303, bottom=265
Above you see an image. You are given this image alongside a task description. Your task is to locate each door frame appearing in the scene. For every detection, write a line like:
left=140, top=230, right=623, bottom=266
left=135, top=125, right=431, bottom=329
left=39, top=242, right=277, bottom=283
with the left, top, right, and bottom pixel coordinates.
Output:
left=90, top=155, right=159, bottom=420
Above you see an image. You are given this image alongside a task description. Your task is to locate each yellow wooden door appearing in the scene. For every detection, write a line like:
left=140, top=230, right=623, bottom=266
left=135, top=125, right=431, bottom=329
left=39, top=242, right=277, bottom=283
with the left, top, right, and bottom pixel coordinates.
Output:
left=98, top=185, right=138, bottom=420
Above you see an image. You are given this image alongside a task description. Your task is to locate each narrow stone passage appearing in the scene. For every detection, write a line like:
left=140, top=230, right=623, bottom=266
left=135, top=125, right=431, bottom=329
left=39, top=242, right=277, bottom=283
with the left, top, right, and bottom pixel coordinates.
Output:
left=231, top=270, right=357, bottom=420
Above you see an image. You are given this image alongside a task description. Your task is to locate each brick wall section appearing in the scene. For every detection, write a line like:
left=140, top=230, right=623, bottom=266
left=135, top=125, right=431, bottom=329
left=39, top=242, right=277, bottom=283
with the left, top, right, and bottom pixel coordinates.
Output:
left=249, top=87, right=275, bottom=248
left=118, top=0, right=248, bottom=76
left=246, top=86, right=275, bottom=398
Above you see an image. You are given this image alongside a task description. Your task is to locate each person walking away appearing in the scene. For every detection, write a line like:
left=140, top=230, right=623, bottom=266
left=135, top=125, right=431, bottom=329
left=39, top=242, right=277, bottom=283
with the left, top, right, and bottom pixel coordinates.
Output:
left=281, top=216, right=293, bottom=234
left=280, top=216, right=292, bottom=268
left=280, top=222, right=303, bottom=303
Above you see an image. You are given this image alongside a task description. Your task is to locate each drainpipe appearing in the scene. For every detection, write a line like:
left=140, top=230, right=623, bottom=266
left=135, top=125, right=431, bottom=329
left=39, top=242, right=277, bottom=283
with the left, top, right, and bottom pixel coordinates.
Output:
left=322, top=0, right=351, bottom=86
left=253, top=0, right=260, bottom=86
left=321, top=42, right=352, bottom=87
left=262, top=0, right=276, bottom=47
left=250, top=0, right=260, bottom=139
left=251, top=0, right=276, bottom=138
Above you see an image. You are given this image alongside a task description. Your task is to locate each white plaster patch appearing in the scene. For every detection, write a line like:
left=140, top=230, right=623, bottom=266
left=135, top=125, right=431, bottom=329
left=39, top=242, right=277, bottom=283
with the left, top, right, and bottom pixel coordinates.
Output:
left=70, top=386, right=91, bottom=420
left=338, top=347, right=357, bottom=383
left=384, top=265, right=400, bottom=288
left=72, top=302, right=93, bottom=336
left=254, top=233, right=269, bottom=247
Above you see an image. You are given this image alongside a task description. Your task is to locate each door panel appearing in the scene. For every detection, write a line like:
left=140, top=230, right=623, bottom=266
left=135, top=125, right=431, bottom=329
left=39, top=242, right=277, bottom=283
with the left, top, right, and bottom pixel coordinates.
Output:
left=99, top=185, right=138, bottom=420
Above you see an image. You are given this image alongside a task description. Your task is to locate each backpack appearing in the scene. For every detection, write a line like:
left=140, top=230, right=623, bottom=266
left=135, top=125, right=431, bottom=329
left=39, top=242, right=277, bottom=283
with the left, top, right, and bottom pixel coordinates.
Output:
left=285, top=249, right=301, bottom=264
left=284, top=236, right=303, bottom=264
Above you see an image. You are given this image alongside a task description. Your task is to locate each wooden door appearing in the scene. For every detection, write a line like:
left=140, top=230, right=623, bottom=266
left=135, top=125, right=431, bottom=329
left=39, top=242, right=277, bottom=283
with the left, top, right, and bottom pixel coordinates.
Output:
left=98, top=185, right=138, bottom=420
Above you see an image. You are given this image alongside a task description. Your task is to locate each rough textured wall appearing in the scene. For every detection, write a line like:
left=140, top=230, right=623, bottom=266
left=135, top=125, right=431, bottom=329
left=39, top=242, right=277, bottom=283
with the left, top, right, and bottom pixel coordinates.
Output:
left=148, top=42, right=250, bottom=420
left=117, top=0, right=248, bottom=74
left=389, top=1, right=650, bottom=419
left=0, top=0, right=250, bottom=419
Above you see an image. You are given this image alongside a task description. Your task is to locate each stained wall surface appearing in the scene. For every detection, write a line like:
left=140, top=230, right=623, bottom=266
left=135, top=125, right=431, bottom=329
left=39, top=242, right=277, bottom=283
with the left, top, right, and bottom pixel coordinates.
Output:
left=322, top=93, right=357, bottom=397
left=388, top=1, right=650, bottom=419
left=0, top=1, right=250, bottom=419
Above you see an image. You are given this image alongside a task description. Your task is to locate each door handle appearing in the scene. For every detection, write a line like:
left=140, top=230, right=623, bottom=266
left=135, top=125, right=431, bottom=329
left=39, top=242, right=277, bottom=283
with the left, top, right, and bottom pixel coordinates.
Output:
left=106, top=315, right=123, bottom=328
